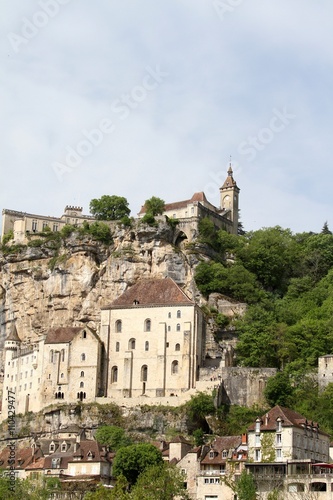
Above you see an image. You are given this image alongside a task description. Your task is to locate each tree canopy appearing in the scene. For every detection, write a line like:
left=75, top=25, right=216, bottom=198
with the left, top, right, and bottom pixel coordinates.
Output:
left=95, top=425, right=131, bottom=451
left=144, top=196, right=165, bottom=217
left=89, top=195, right=130, bottom=220
left=112, top=443, right=164, bottom=485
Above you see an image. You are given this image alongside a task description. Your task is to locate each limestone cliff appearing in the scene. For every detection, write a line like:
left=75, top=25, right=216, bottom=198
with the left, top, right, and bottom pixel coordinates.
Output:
left=0, top=221, right=203, bottom=354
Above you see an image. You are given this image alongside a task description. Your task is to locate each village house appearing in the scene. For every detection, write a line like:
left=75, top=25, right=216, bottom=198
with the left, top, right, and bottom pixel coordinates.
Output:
left=246, top=406, right=332, bottom=498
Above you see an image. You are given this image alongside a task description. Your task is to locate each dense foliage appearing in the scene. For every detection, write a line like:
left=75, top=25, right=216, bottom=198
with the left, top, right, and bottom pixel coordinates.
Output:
left=112, top=443, right=163, bottom=485
left=195, top=220, right=333, bottom=434
left=89, top=195, right=130, bottom=220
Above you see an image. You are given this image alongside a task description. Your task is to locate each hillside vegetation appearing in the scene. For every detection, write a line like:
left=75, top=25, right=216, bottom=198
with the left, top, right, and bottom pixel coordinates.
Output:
left=195, top=219, right=333, bottom=434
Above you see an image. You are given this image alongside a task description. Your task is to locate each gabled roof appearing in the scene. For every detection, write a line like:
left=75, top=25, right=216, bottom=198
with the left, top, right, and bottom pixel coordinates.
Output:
left=45, top=326, right=99, bottom=344
left=138, top=192, right=209, bottom=214
left=201, top=436, right=242, bottom=465
left=248, top=406, right=325, bottom=434
left=6, top=322, right=21, bottom=342
left=102, top=278, right=194, bottom=309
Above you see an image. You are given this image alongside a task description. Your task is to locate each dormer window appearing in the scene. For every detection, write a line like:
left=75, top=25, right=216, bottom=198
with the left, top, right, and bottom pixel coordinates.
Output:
left=49, top=442, right=55, bottom=453
left=276, top=417, right=282, bottom=432
left=222, top=450, right=228, bottom=459
left=61, top=442, right=67, bottom=452
left=209, top=450, right=215, bottom=459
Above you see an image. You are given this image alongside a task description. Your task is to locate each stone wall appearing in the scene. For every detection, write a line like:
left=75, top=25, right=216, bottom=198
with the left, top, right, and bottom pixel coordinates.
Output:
left=221, top=367, right=277, bottom=407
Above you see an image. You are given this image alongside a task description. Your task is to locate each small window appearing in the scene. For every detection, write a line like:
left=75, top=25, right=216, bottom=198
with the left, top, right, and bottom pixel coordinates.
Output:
left=82, top=330, right=87, bottom=339
left=176, top=324, right=181, bottom=332
left=141, top=365, right=148, bottom=382
left=80, top=381, right=84, bottom=388
left=129, top=338, right=136, bottom=350
left=61, top=349, right=65, bottom=362
left=116, top=341, right=120, bottom=352
left=61, top=373, right=64, bottom=379
left=168, top=312, right=171, bottom=318
left=171, top=360, right=179, bottom=374
left=115, top=320, right=122, bottom=333
left=80, top=371, right=84, bottom=377
left=111, top=366, right=118, bottom=383
left=209, top=450, right=214, bottom=459
left=61, top=442, right=67, bottom=452
left=50, top=350, right=54, bottom=363
left=144, top=319, right=151, bottom=332
left=81, top=353, right=86, bottom=361
left=175, top=343, right=180, bottom=351
left=222, top=450, right=228, bottom=459
left=145, top=341, right=149, bottom=351
left=177, top=310, right=181, bottom=318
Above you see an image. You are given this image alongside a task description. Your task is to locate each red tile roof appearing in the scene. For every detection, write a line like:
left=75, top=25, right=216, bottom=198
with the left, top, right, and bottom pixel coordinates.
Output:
left=248, top=406, right=325, bottom=433
left=103, top=278, right=193, bottom=309
left=138, top=192, right=208, bottom=214
left=201, top=436, right=242, bottom=465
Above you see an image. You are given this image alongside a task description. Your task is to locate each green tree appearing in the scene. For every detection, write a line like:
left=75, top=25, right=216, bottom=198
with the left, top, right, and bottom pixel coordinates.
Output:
left=89, top=195, right=130, bottom=220
left=264, top=372, right=294, bottom=407
left=186, top=392, right=215, bottom=430
left=95, top=425, right=131, bottom=451
left=112, top=443, right=163, bottom=486
left=130, top=463, right=190, bottom=500
left=321, top=221, right=332, bottom=235
left=235, top=470, right=257, bottom=500
left=144, top=196, right=165, bottom=216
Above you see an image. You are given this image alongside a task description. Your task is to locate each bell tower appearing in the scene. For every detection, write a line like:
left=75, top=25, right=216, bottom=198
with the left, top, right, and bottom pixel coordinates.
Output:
left=220, top=162, right=240, bottom=234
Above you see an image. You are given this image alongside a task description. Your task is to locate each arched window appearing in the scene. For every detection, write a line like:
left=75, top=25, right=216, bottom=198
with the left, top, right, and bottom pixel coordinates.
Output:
left=141, top=365, right=148, bottom=382
left=61, top=442, right=67, bottom=452
left=145, top=341, right=149, bottom=351
left=171, top=360, right=179, bottom=374
left=82, top=330, right=87, bottom=339
left=80, top=371, right=84, bottom=377
left=144, top=319, right=151, bottom=332
left=50, top=350, right=54, bottom=363
left=175, top=343, right=180, bottom=351
left=176, top=324, right=181, bottom=332
left=111, top=366, right=118, bottom=383
left=177, top=310, right=181, bottom=318
left=116, top=342, right=120, bottom=352
left=168, top=312, right=171, bottom=318
left=61, top=349, right=65, bottom=362
left=60, top=373, right=64, bottom=379
left=128, top=338, right=136, bottom=350
left=81, top=353, right=86, bottom=361
left=115, top=320, right=122, bottom=333
left=80, top=381, right=84, bottom=388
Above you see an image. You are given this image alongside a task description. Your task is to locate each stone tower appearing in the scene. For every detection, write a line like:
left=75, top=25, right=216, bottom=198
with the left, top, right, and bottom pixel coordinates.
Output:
left=220, top=163, right=240, bottom=234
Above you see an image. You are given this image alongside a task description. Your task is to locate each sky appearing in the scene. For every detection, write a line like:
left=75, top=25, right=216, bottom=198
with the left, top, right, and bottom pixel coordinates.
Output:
left=1, top=0, right=333, bottom=234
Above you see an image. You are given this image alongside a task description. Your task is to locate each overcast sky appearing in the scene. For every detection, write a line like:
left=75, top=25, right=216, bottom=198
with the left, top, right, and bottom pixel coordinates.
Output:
left=1, top=1, right=333, bottom=234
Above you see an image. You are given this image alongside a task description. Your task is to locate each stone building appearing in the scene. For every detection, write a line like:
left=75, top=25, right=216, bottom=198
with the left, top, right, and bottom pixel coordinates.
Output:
left=246, top=406, right=332, bottom=498
left=1, top=324, right=104, bottom=420
left=138, top=164, right=240, bottom=237
left=1, top=205, right=94, bottom=243
left=100, top=277, right=206, bottom=400
left=318, top=354, right=333, bottom=389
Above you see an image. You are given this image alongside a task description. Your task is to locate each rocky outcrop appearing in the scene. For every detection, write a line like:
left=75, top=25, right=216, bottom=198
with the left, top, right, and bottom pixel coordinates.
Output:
left=0, top=221, right=203, bottom=351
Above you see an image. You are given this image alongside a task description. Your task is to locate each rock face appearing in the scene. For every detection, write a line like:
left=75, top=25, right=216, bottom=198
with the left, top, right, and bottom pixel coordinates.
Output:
left=0, top=221, right=202, bottom=356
